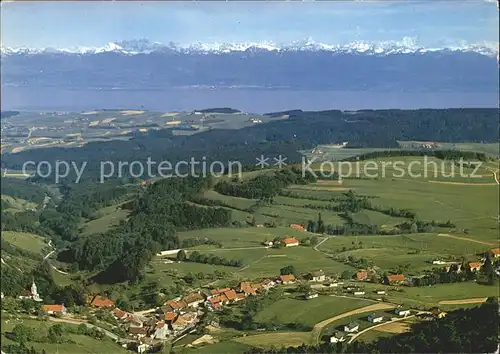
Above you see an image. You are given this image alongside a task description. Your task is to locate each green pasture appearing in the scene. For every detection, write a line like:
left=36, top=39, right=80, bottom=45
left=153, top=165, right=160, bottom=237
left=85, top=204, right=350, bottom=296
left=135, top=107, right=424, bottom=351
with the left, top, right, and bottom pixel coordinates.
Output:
left=79, top=203, right=130, bottom=236
left=1, top=231, right=48, bottom=255
left=0, top=318, right=127, bottom=354
left=253, top=296, right=372, bottom=327
left=178, top=226, right=310, bottom=249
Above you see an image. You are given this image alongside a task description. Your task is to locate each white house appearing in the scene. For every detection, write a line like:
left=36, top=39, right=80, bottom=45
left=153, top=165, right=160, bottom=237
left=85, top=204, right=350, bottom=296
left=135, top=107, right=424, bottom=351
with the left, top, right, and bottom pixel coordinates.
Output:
left=330, top=331, right=346, bottom=343
left=344, top=322, right=359, bottom=333
left=152, top=322, right=170, bottom=340
left=305, top=293, right=319, bottom=300
left=310, top=270, right=326, bottom=282
left=395, top=309, right=411, bottom=317
left=353, top=291, right=365, bottom=296
left=368, top=314, right=384, bottom=323
left=432, top=259, right=446, bottom=265
left=376, top=290, right=386, bottom=295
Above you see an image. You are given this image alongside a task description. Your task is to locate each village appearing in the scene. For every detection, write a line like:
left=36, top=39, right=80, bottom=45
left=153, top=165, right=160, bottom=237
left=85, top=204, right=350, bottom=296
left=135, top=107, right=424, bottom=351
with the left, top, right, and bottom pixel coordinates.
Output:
left=4, top=241, right=498, bottom=353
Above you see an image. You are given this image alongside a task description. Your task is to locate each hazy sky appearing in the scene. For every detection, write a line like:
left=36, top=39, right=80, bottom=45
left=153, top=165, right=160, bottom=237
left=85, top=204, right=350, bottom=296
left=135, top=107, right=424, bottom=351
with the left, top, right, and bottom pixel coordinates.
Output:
left=1, top=1, right=498, bottom=49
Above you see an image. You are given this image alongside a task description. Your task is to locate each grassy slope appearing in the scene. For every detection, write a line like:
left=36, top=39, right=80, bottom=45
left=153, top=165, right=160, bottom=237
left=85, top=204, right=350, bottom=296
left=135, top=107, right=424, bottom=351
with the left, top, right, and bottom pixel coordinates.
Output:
left=2, top=231, right=48, bottom=255
left=253, top=296, right=372, bottom=326
left=1, top=318, right=127, bottom=354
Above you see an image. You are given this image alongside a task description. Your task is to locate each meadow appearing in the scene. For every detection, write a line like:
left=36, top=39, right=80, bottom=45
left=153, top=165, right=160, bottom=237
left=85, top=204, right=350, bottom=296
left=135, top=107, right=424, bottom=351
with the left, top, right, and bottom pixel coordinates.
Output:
left=253, top=296, right=372, bottom=327
left=0, top=318, right=127, bottom=354
left=2, top=231, right=48, bottom=255
left=79, top=203, right=130, bottom=237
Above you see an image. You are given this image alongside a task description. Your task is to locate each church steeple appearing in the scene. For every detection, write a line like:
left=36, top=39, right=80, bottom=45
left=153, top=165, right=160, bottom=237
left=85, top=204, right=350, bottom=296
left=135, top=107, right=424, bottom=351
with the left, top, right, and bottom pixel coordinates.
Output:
left=31, top=279, right=37, bottom=296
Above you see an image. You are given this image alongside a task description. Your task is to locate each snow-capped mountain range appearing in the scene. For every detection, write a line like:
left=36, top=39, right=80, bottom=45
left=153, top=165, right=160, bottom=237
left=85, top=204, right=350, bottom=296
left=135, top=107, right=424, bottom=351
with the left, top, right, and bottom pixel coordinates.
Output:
left=1, top=38, right=498, bottom=56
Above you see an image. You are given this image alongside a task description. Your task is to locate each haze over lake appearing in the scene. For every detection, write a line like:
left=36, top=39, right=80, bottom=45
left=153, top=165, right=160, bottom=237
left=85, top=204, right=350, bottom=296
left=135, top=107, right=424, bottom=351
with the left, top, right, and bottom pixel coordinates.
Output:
left=2, top=87, right=497, bottom=113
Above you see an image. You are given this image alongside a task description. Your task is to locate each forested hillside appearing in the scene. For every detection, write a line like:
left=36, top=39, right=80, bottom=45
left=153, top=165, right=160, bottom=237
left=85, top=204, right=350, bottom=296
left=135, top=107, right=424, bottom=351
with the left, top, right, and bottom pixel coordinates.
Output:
left=2, top=109, right=497, bottom=183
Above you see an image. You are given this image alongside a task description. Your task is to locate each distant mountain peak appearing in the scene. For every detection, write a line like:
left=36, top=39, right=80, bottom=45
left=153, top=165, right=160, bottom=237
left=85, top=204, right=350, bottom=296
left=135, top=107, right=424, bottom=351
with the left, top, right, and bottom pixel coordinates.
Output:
left=1, top=38, right=498, bottom=57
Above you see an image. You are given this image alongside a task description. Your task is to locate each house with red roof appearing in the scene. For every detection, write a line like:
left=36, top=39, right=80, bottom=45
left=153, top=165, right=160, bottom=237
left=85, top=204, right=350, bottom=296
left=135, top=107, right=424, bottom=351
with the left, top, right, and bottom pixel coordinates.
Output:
left=490, top=248, right=500, bottom=258
left=283, top=237, right=299, bottom=247
left=290, top=224, right=305, bottom=231
left=384, top=274, right=406, bottom=285
left=356, top=270, right=368, bottom=281
left=42, top=304, right=67, bottom=315
left=90, top=295, right=115, bottom=308
left=279, top=274, right=296, bottom=284
left=468, top=262, right=482, bottom=272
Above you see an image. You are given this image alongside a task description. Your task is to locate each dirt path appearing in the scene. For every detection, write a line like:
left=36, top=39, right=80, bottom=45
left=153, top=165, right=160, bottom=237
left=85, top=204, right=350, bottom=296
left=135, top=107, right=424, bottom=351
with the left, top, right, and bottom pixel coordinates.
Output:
left=310, top=302, right=395, bottom=344
left=438, top=297, right=488, bottom=305
left=437, top=233, right=496, bottom=246
left=428, top=180, right=497, bottom=186
left=347, top=315, right=415, bottom=344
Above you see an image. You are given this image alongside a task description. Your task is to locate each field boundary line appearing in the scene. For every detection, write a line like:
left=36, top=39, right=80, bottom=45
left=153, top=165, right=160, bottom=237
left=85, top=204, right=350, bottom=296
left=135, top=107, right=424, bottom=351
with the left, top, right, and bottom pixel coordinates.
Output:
left=437, top=233, right=495, bottom=246
left=438, top=297, right=488, bottom=305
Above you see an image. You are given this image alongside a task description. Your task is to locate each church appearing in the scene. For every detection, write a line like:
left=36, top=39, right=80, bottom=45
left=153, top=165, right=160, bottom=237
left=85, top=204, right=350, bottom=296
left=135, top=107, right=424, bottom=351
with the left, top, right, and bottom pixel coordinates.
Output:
left=18, top=280, right=42, bottom=302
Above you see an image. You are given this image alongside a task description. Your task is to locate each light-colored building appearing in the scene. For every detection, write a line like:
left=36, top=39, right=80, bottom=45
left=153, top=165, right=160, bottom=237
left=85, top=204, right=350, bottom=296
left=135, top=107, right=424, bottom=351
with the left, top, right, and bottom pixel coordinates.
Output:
left=42, top=304, right=67, bottom=315
left=330, top=331, right=346, bottom=343
left=283, top=237, right=300, bottom=247
left=344, top=322, right=359, bottom=333
left=19, top=281, right=42, bottom=302
left=395, top=309, right=411, bottom=317
left=310, top=270, right=326, bottom=282
left=306, top=293, right=319, bottom=300
left=368, top=314, right=384, bottom=323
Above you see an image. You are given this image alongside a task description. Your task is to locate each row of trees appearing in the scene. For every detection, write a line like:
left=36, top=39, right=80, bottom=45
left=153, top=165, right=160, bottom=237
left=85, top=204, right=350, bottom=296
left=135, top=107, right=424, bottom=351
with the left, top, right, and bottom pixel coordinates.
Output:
left=214, top=168, right=316, bottom=201
left=177, top=250, right=243, bottom=267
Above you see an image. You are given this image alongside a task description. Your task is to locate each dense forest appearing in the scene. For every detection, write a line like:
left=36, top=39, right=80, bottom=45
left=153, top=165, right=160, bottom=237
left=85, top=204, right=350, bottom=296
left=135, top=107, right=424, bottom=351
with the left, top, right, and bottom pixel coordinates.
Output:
left=2, top=109, right=497, bottom=183
left=60, top=176, right=232, bottom=284
left=245, top=299, right=499, bottom=354
left=214, top=168, right=316, bottom=200
left=1, top=178, right=52, bottom=205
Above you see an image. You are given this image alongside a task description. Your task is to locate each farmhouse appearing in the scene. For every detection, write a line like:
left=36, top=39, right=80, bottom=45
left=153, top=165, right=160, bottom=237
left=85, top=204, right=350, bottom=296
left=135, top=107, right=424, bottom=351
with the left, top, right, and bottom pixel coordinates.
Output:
left=283, top=237, right=300, bottom=247
left=376, top=290, right=386, bottom=295
left=129, top=326, right=148, bottom=339
left=165, top=299, right=187, bottom=313
left=305, top=293, right=319, bottom=300
left=395, top=308, right=411, bottom=317
left=238, top=282, right=257, bottom=296
left=330, top=331, right=346, bottom=343
left=353, top=291, right=365, bottom=296
left=42, top=304, right=67, bottom=315
left=310, top=270, right=326, bottom=282
left=112, top=308, right=129, bottom=321
left=91, top=295, right=115, bottom=308
left=234, top=293, right=246, bottom=302
left=490, top=248, right=500, bottom=258
left=290, top=224, right=305, bottom=231
left=152, top=321, right=170, bottom=339
left=261, top=279, right=276, bottom=290
left=384, top=274, right=406, bottom=285
left=368, top=314, right=384, bottom=323
left=222, top=289, right=238, bottom=303
left=468, top=262, right=482, bottom=272
left=209, top=288, right=231, bottom=298
left=356, top=271, right=368, bottom=281
left=162, top=311, right=176, bottom=323
left=279, top=274, right=296, bottom=284
left=183, top=293, right=205, bottom=308
left=344, top=322, right=359, bottom=333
